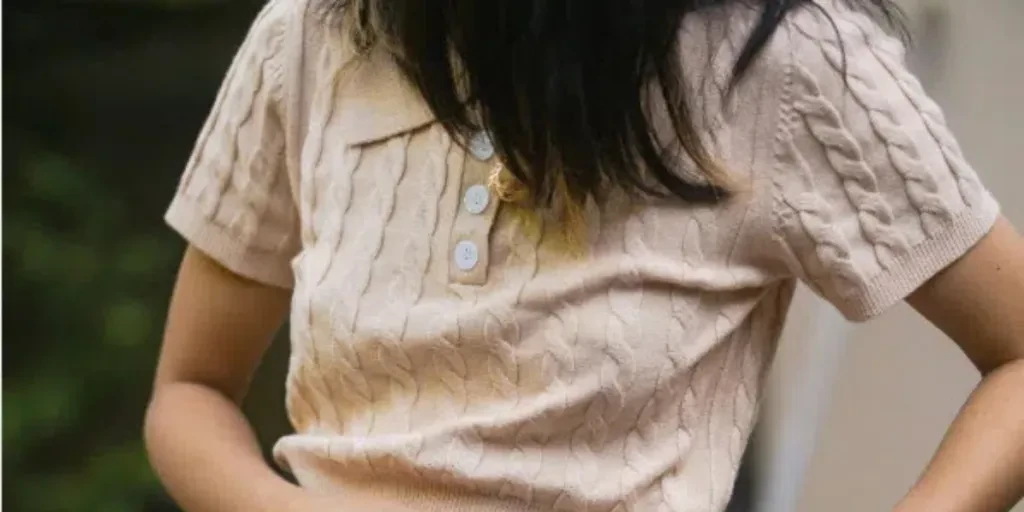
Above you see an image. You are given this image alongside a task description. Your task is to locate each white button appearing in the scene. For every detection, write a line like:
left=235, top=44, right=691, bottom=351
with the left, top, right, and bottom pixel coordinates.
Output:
left=468, top=131, right=495, bottom=161
left=463, top=184, right=491, bottom=214
left=453, top=240, right=479, bottom=271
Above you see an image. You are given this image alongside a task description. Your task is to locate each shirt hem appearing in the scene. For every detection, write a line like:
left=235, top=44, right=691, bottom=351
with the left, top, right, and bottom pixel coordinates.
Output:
left=165, top=195, right=295, bottom=289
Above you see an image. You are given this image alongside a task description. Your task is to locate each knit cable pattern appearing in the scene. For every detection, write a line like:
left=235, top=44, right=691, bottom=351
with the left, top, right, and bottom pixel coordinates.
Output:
left=183, top=2, right=288, bottom=245
left=792, top=20, right=955, bottom=238
left=844, top=17, right=982, bottom=207
left=789, top=61, right=910, bottom=270
left=774, top=100, right=866, bottom=294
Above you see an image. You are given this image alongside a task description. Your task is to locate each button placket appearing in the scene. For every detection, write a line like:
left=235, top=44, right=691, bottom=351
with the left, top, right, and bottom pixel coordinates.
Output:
left=449, top=131, right=501, bottom=285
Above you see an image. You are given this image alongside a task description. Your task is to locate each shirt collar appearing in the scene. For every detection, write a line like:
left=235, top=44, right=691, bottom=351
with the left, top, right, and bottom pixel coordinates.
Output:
left=336, top=49, right=437, bottom=146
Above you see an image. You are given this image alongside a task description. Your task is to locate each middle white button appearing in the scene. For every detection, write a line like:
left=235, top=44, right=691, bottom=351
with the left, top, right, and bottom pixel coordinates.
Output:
left=463, top=184, right=491, bottom=215
left=453, top=240, right=480, bottom=271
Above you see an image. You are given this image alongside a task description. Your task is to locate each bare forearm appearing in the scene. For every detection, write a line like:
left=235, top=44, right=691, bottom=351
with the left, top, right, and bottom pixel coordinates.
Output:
left=897, top=359, right=1024, bottom=512
left=144, top=382, right=305, bottom=512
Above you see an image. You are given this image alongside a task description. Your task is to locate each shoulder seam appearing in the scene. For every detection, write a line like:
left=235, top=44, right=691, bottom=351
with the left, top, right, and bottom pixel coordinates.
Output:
left=764, top=20, right=802, bottom=276
left=279, top=0, right=313, bottom=210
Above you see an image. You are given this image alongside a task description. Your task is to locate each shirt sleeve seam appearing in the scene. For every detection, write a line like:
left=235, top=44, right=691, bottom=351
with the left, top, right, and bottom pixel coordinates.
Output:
left=837, top=199, right=1000, bottom=322
left=165, top=194, right=296, bottom=289
left=763, top=22, right=804, bottom=279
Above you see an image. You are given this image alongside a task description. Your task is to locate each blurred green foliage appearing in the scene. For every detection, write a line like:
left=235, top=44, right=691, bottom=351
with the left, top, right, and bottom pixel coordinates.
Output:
left=4, top=149, right=175, bottom=511
left=3, top=1, right=290, bottom=510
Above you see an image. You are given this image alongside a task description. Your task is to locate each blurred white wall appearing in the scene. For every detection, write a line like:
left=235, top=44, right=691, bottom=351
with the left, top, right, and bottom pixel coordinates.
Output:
left=756, top=1, right=1024, bottom=511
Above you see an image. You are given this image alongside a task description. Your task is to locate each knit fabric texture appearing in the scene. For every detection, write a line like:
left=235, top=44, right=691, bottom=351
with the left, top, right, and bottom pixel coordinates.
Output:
left=165, top=0, right=1000, bottom=510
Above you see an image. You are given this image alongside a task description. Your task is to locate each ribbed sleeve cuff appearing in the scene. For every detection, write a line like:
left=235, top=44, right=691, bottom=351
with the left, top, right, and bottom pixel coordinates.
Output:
left=839, top=195, right=1001, bottom=322
left=165, top=195, right=295, bottom=289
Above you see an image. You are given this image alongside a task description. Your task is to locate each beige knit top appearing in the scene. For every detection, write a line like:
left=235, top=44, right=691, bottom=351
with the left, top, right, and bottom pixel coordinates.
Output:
left=165, top=0, right=999, bottom=510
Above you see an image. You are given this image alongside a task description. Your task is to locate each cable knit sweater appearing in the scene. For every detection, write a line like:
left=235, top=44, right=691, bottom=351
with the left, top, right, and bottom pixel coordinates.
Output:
left=165, top=0, right=999, bottom=510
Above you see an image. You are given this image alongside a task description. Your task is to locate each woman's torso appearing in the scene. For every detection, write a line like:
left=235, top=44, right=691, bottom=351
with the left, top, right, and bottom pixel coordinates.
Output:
left=274, top=5, right=791, bottom=511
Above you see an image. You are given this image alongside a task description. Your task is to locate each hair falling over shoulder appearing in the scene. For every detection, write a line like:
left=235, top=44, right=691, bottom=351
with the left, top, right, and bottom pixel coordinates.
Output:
left=317, top=0, right=907, bottom=210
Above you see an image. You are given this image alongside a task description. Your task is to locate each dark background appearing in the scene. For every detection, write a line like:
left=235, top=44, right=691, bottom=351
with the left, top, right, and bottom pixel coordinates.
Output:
left=2, top=1, right=753, bottom=510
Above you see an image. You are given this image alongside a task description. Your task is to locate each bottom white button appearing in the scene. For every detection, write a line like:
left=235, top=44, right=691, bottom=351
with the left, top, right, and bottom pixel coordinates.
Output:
left=453, top=240, right=480, bottom=271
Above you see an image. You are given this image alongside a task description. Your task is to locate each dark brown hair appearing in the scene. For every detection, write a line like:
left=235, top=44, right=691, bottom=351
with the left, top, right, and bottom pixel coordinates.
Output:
left=321, top=0, right=904, bottom=206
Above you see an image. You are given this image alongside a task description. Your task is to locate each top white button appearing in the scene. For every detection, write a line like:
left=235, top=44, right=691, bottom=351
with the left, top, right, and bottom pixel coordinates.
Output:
left=468, top=131, right=495, bottom=161
left=463, top=184, right=491, bottom=214
left=453, top=240, right=479, bottom=271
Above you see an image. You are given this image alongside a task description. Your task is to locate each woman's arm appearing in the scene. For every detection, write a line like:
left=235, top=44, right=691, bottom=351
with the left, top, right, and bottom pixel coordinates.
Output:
left=144, top=246, right=306, bottom=512
left=899, top=217, right=1024, bottom=512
